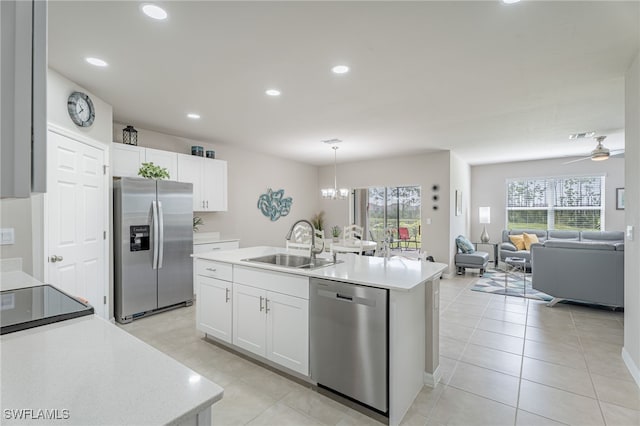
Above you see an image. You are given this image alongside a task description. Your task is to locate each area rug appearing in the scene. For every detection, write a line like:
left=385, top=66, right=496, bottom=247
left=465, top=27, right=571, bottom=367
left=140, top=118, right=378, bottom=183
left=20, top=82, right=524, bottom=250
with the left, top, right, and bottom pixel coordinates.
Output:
left=470, top=268, right=553, bottom=301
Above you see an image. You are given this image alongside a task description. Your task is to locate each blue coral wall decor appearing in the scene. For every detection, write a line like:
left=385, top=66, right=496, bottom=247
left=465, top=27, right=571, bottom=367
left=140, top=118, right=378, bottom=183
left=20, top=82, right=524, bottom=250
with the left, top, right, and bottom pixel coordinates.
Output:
left=257, top=188, right=293, bottom=221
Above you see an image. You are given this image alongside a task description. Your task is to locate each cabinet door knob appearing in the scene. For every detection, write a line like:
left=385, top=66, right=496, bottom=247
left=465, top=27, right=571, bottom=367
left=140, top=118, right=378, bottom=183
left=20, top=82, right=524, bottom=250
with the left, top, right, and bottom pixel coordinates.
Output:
left=259, top=296, right=264, bottom=311
left=225, top=288, right=230, bottom=303
left=265, top=298, right=270, bottom=314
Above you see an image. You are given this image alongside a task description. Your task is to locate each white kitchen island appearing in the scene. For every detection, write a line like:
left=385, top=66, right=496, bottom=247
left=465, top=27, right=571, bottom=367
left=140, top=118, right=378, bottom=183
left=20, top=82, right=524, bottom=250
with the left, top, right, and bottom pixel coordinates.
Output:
left=192, top=246, right=447, bottom=426
left=0, top=271, right=224, bottom=426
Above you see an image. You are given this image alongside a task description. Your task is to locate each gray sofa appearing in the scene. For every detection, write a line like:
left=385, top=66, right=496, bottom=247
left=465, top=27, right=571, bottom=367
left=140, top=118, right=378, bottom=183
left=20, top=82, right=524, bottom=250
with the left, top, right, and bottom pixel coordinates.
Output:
left=528, top=231, right=624, bottom=307
left=500, top=229, right=549, bottom=267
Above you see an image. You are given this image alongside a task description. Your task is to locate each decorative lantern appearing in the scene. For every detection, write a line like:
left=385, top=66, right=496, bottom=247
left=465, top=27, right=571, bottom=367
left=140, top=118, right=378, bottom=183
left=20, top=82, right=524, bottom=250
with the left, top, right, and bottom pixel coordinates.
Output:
left=123, top=125, right=138, bottom=146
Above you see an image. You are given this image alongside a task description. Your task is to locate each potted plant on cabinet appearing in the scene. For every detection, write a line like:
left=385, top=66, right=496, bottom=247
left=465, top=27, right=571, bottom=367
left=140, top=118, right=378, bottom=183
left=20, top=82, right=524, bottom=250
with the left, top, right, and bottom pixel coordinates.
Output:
left=310, top=211, right=325, bottom=236
left=331, top=226, right=341, bottom=242
left=138, top=162, right=170, bottom=180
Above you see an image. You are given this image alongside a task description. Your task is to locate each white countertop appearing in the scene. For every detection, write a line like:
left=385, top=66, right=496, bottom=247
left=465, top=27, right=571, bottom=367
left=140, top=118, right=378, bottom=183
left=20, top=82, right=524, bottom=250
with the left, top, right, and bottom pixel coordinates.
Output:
left=1, top=273, right=224, bottom=425
left=192, top=246, right=447, bottom=291
left=193, top=232, right=240, bottom=245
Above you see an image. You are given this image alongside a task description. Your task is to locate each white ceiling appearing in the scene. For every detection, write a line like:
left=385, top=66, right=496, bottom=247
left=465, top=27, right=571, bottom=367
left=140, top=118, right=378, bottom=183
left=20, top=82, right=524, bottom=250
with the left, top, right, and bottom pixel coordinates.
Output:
left=48, top=1, right=639, bottom=166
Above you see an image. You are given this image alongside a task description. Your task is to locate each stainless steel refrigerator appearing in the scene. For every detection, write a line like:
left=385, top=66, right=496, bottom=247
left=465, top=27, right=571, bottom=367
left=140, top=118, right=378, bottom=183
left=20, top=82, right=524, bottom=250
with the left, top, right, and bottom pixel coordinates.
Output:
left=114, top=178, right=194, bottom=323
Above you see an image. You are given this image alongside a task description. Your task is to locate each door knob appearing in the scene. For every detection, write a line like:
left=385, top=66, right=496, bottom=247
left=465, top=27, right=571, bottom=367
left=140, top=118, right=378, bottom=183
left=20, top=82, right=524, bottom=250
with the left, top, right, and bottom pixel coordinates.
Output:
left=49, top=255, right=63, bottom=263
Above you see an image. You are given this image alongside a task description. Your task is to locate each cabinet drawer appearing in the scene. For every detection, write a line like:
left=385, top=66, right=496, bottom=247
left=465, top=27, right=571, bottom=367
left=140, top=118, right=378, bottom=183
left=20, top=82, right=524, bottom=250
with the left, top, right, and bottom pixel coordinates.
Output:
left=196, top=260, right=233, bottom=281
left=234, top=266, right=308, bottom=299
left=193, top=241, right=240, bottom=253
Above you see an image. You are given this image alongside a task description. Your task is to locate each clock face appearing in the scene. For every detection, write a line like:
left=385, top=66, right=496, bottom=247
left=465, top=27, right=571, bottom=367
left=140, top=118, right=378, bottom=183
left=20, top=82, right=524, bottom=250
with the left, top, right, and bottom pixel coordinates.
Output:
left=67, top=91, right=95, bottom=127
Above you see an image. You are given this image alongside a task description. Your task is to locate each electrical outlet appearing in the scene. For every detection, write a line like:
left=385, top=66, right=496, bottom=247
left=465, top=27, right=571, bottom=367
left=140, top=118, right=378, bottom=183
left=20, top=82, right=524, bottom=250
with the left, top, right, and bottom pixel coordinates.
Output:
left=627, top=225, right=634, bottom=241
left=0, top=228, right=15, bottom=245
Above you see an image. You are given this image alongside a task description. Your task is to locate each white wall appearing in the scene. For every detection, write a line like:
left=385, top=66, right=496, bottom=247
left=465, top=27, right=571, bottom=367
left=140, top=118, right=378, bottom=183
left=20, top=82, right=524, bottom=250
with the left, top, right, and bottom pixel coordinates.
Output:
left=0, top=198, right=33, bottom=273
left=623, top=51, right=640, bottom=387
left=46, top=69, right=113, bottom=315
left=0, top=69, right=114, bottom=277
left=449, top=152, right=471, bottom=268
left=113, top=122, right=319, bottom=247
left=318, top=151, right=457, bottom=272
left=470, top=156, right=626, bottom=245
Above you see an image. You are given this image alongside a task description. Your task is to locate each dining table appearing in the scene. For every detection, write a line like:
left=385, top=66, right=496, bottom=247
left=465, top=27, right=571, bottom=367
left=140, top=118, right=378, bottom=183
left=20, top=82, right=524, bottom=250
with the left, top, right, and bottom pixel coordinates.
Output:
left=329, top=239, right=378, bottom=255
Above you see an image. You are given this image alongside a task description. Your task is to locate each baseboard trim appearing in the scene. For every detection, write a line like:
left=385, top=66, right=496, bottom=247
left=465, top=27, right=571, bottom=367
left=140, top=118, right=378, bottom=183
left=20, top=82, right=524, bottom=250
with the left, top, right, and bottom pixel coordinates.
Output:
left=423, top=366, right=442, bottom=388
left=622, top=347, right=640, bottom=388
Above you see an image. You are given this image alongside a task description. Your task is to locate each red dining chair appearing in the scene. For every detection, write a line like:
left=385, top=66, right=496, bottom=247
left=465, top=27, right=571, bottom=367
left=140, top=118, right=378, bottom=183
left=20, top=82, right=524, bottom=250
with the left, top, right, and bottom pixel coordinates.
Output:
left=398, top=227, right=418, bottom=251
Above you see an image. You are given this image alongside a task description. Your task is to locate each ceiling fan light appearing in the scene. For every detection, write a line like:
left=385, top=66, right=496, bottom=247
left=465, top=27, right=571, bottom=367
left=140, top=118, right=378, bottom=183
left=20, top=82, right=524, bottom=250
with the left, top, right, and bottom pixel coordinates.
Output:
left=591, top=153, right=609, bottom=161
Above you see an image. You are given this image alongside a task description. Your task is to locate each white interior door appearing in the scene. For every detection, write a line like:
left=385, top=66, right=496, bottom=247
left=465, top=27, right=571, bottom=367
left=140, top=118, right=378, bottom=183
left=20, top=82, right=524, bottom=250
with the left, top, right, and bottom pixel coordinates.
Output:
left=47, top=130, right=107, bottom=318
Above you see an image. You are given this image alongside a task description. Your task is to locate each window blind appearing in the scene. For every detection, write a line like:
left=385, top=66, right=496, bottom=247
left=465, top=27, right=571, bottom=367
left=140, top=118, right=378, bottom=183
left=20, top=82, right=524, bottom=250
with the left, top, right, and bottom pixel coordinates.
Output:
left=506, top=175, right=604, bottom=231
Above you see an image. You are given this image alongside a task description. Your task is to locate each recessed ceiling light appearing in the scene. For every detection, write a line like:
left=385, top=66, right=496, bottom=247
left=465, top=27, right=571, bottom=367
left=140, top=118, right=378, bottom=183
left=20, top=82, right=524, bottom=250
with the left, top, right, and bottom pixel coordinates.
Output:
left=141, top=4, right=168, bottom=20
left=502, top=0, right=521, bottom=4
left=187, top=113, right=200, bottom=119
left=265, top=89, right=281, bottom=97
left=85, top=57, right=108, bottom=67
left=332, top=65, right=350, bottom=74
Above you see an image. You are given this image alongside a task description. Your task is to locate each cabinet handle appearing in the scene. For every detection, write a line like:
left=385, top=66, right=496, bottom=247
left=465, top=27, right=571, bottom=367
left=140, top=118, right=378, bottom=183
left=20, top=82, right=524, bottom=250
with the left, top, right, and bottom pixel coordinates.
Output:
left=225, top=288, right=230, bottom=303
left=206, top=200, right=209, bottom=208
left=259, top=296, right=264, bottom=311
left=206, top=267, right=217, bottom=272
left=265, top=298, right=270, bottom=314
left=202, top=200, right=205, bottom=208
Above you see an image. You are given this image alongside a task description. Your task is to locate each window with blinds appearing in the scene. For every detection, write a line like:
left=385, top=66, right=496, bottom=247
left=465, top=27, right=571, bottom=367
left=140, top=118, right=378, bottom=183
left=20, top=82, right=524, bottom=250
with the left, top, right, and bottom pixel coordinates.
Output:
left=506, top=175, right=605, bottom=231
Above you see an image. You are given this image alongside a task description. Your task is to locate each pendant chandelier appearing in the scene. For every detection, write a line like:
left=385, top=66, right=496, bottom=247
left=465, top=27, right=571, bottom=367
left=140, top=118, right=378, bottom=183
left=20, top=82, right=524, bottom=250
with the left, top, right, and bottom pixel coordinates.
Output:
left=321, top=139, right=349, bottom=200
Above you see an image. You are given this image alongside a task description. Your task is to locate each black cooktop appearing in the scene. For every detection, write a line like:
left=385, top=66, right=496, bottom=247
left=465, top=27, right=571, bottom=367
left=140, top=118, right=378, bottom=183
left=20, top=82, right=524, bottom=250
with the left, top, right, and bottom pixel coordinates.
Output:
left=1, top=285, right=94, bottom=335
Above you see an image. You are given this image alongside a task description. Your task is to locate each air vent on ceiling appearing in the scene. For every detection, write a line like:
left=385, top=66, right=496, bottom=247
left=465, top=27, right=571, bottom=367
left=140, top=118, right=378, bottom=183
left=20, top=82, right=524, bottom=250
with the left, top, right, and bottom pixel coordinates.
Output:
left=568, top=131, right=596, bottom=140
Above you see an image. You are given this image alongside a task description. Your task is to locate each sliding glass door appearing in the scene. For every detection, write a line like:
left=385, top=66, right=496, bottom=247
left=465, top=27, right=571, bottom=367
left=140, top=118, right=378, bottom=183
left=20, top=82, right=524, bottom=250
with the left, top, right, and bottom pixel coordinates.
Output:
left=365, top=186, right=421, bottom=250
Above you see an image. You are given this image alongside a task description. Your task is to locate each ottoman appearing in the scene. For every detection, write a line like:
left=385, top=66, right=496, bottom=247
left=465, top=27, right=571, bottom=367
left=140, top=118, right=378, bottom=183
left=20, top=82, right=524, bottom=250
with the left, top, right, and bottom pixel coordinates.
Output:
left=455, top=251, right=489, bottom=276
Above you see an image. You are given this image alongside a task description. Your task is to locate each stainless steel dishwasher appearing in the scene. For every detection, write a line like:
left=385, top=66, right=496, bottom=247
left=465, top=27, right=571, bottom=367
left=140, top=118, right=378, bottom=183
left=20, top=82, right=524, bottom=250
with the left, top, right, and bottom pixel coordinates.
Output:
left=310, top=278, right=388, bottom=413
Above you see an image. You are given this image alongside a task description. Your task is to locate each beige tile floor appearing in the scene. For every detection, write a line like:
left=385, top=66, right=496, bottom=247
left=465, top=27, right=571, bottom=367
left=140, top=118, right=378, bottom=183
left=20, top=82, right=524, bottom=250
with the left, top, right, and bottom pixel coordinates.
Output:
left=118, top=273, right=639, bottom=426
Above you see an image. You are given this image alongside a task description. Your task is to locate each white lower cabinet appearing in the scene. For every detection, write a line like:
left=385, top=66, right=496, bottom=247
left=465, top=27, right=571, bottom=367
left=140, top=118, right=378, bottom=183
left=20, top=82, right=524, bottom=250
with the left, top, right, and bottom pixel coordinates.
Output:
left=196, top=261, right=310, bottom=376
left=233, top=283, right=268, bottom=355
left=265, top=291, right=309, bottom=374
left=232, top=281, right=309, bottom=376
left=197, top=275, right=232, bottom=343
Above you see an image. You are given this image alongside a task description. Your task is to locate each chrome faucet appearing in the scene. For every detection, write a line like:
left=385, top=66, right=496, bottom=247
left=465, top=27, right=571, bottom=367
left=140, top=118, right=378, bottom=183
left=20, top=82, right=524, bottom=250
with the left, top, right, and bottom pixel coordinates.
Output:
left=285, top=219, right=324, bottom=261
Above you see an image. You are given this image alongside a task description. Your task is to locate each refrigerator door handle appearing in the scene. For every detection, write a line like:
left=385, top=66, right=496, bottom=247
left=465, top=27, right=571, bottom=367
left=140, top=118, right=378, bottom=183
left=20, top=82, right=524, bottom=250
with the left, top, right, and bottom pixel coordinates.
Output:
left=152, top=200, right=159, bottom=270
left=158, top=200, right=164, bottom=269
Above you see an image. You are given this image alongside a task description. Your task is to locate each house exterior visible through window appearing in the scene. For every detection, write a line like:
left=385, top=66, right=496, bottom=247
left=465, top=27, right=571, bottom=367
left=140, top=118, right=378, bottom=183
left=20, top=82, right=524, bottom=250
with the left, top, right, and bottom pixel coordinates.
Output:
left=506, top=175, right=605, bottom=231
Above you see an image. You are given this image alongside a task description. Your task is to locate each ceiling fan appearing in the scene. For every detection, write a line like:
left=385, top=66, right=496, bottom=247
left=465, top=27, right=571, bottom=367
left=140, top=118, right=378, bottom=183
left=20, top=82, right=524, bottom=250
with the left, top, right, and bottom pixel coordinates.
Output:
left=563, top=135, right=624, bottom=164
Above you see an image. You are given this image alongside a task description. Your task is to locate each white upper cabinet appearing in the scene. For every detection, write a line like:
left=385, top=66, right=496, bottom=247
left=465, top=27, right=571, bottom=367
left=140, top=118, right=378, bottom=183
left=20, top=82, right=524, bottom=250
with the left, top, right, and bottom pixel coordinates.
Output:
left=145, top=147, right=178, bottom=180
left=112, top=146, right=227, bottom=212
left=177, top=154, right=227, bottom=212
left=177, top=154, right=203, bottom=211
left=111, top=145, right=178, bottom=181
left=203, top=159, right=228, bottom=212
left=111, top=144, right=144, bottom=178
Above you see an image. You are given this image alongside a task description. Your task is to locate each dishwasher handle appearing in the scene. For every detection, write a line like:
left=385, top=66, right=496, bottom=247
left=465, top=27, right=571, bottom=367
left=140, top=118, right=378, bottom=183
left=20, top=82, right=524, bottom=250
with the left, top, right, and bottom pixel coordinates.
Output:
left=317, top=289, right=376, bottom=307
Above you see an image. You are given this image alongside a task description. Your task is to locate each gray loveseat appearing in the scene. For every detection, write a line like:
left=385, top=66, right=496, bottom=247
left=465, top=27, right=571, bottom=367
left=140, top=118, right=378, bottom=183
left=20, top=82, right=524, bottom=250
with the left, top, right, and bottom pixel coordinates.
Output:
left=530, top=231, right=624, bottom=307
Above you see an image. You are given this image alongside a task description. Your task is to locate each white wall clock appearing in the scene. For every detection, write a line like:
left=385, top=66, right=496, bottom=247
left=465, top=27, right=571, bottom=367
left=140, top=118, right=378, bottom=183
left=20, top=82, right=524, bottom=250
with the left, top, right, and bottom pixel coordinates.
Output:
left=67, top=91, right=95, bottom=127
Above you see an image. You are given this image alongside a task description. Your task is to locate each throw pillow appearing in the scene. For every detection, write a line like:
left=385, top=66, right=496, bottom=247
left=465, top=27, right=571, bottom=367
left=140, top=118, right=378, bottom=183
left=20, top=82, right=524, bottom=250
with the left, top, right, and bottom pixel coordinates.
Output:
left=455, top=235, right=475, bottom=253
left=523, top=232, right=539, bottom=251
left=508, top=234, right=526, bottom=250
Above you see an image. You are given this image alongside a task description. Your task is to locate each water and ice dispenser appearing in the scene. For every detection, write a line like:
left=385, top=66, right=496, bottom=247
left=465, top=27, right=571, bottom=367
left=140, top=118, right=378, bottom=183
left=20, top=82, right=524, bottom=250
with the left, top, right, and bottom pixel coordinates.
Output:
left=130, top=225, right=150, bottom=251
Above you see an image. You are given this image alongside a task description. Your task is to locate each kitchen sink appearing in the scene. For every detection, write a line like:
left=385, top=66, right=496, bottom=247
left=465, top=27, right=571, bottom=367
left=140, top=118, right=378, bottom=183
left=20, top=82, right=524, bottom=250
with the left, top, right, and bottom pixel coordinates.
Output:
left=242, top=253, right=340, bottom=270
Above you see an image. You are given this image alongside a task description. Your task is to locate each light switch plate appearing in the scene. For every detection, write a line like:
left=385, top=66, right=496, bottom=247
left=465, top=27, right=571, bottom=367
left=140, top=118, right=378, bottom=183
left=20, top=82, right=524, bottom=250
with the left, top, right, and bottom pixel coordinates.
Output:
left=627, top=225, right=634, bottom=241
left=0, top=228, right=15, bottom=245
